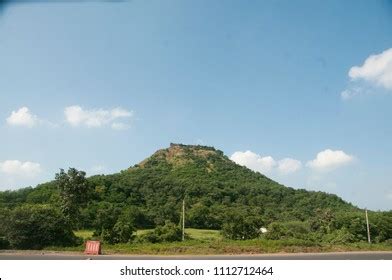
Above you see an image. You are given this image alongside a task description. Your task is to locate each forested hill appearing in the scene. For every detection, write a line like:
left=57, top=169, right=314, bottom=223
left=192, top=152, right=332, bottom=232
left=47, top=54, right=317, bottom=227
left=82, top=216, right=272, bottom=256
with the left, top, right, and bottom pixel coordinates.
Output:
left=0, top=143, right=357, bottom=229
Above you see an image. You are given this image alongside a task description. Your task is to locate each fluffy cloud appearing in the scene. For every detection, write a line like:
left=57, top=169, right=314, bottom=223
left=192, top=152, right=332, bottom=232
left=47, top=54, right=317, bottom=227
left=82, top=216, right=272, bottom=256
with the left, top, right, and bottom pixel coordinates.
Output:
left=306, top=149, right=354, bottom=172
left=230, top=151, right=301, bottom=174
left=0, top=160, right=42, bottom=177
left=231, top=149, right=354, bottom=174
left=277, top=158, right=302, bottom=174
left=6, top=107, right=39, bottom=127
left=64, top=105, right=133, bottom=129
left=230, top=151, right=276, bottom=173
left=349, top=48, right=392, bottom=90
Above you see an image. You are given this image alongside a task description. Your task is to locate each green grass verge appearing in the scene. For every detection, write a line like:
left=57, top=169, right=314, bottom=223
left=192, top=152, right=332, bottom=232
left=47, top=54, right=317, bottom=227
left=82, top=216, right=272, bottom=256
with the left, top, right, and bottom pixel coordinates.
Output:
left=47, top=239, right=392, bottom=255
left=135, top=229, right=153, bottom=236
left=74, top=228, right=221, bottom=241
left=74, top=230, right=94, bottom=240
left=60, top=229, right=392, bottom=255
left=186, top=228, right=222, bottom=241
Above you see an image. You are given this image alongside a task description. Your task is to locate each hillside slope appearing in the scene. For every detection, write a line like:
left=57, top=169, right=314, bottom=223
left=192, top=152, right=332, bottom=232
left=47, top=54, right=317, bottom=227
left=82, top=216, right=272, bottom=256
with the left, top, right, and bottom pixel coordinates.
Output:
left=1, top=143, right=357, bottom=229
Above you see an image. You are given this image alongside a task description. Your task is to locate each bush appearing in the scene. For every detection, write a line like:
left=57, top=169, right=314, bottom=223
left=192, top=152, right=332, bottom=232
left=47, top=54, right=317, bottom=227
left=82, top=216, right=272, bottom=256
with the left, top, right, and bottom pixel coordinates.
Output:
left=265, top=221, right=311, bottom=240
left=141, top=221, right=183, bottom=243
left=0, top=208, right=9, bottom=248
left=0, top=237, right=9, bottom=249
left=384, top=239, right=392, bottom=246
left=3, top=205, right=80, bottom=249
left=221, top=212, right=263, bottom=240
left=323, top=228, right=355, bottom=244
left=101, top=220, right=135, bottom=244
left=93, top=204, right=136, bottom=244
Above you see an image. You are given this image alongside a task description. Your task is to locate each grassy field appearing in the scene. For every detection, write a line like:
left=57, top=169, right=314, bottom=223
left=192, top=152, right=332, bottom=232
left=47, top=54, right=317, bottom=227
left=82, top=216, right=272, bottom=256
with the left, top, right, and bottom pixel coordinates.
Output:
left=101, top=239, right=392, bottom=255
left=74, top=230, right=94, bottom=240
left=74, top=228, right=222, bottom=241
left=186, top=228, right=222, bottom=241
left=65, top=228, right=392, bottom=255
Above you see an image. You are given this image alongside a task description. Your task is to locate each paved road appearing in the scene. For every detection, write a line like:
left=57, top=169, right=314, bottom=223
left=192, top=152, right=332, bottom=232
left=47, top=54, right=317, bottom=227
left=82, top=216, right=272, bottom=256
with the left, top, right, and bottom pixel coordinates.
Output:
left=1, top=251, right=392, bottom=260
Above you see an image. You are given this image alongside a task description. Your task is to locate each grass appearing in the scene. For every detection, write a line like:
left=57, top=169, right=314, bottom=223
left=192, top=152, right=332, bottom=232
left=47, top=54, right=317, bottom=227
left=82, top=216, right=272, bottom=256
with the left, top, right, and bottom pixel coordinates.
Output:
left=135, top=229, right=153, bottom=236
left=74, top=230, right=94, bottom=240
left=64, top=229, right=392, bottom=255
left=73, top=228, right=221, bottom=241
left=48, top=239, right=392, bottom=255
left=186, top=228, right=222, bottom=241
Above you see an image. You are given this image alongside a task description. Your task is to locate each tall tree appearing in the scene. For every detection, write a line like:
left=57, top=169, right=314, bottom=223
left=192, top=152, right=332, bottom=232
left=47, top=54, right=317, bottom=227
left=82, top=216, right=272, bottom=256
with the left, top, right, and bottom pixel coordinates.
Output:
left=55, top=168, right=89, bottom=228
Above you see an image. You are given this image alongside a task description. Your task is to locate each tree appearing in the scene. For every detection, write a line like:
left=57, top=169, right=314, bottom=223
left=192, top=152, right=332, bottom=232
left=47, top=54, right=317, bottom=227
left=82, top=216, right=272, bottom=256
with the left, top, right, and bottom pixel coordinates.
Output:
left=109, top=207, right=137, bottom=244
left=309, top=208, right=335, bottom=234
left=221, top=211, right=263, bottom=240
left=93, top=203, right=136, bottom=244
left=0, top=208, right=10, bottom=249
left=188, top=203, right=221, bottom=229
left=55, top=168, right=89, bottom=228
left=3, top=205, right=80, bottom=249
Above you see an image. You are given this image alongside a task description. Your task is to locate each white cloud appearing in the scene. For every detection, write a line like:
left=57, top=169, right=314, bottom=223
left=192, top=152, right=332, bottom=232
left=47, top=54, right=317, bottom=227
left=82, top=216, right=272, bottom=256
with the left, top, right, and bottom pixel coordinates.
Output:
left=349, top=48, right=392, bottom=90
left=277, top=158, right=302, bottom=174
left=230, top=151, right=302, bottom=175
left=6, top=107, right=39, bottom=127
left=0, top=160, right=42, bottom=177
left=64, top=105, right=133, bottom=129
left=230, top=151, right=276, bottom=173
left=307, top=149, right=354, bottom=172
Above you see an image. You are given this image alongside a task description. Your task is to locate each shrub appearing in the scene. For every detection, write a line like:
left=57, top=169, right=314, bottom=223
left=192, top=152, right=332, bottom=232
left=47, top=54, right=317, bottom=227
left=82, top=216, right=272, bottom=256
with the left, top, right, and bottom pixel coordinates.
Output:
left=3, top=205, right=80, bottom=249
left=384, top=239, right=392, bottom=246
left=101, top=220, right=135, bottom=244
left=323, top=228, right=355, bottom=244
left=0, top=237, right=9, bottom=249
left=0, top=208, right=9, bottom=248
left=265, top=221, right=311, bottom=240
left=141, top=221, right=183, bottom=243
left=94, top=204, right=136, bottom=244
left=221, top=212, right=263, bottom=240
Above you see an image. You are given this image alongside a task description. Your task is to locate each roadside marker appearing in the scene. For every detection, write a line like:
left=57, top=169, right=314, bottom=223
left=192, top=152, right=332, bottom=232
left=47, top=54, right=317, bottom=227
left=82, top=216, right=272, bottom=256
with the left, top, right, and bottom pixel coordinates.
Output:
left=84, top=240, right=102, bottom=255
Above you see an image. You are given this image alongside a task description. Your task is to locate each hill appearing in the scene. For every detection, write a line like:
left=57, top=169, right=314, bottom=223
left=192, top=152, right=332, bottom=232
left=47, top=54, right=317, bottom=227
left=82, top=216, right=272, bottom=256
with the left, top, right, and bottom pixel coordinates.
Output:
left=2, top=143, right=392, bottom=249
left=1, top=143, right=356, bottom=228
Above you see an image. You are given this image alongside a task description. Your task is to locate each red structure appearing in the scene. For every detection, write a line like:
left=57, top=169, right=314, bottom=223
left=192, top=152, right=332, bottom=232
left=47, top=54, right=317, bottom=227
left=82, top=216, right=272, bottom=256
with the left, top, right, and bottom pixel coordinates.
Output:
left=84, top=241, right=102, bottom=255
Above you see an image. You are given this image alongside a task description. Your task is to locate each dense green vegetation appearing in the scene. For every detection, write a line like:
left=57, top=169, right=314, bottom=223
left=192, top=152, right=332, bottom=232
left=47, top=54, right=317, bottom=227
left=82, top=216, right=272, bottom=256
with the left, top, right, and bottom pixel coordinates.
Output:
left=56, top=168, right=89, bottom=227
left=0, top=205, right=80, bottom=249
left=1, top=143, right=391, bottom=251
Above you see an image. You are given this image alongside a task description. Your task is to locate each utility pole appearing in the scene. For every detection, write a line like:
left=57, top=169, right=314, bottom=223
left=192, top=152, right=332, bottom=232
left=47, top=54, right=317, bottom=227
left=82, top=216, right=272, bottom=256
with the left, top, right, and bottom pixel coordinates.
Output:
left=182, top=199, right=185, bottom=241
left=365, top=208, right=371, bottom=244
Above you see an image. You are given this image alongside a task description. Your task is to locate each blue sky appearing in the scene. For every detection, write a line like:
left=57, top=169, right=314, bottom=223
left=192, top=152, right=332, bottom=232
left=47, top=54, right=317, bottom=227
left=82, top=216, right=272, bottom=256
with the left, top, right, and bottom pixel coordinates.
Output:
left=0, top=0, right=391, bottom=210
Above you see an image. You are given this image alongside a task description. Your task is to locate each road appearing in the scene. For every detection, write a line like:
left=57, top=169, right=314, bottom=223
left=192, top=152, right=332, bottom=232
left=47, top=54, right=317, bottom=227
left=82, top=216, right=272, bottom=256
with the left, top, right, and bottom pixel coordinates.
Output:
left=0, top=251, right=392, bottom=260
